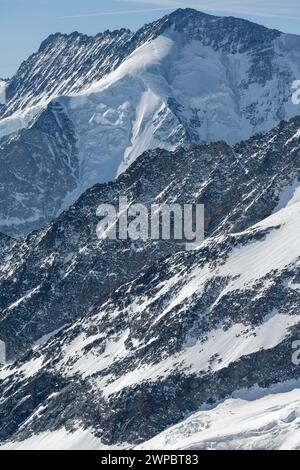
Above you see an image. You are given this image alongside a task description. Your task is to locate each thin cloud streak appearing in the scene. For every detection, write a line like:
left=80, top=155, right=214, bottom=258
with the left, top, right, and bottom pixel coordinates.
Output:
left=59, top=7, right=174, bottom=19
left=119, top=0, right=299, bottom=20
left=59, top=1, right=300, bottom=23
left=119, top=0, right=267, bottom=9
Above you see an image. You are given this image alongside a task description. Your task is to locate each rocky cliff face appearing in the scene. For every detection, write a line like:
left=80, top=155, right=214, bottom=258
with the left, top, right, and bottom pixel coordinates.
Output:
left=0, top=116, right=300, bottom=447
left=1, top=116, right=300, bottom=359
left=1, top=170, right=300, bottom=447
left=0, top=101, right=79, bottom=236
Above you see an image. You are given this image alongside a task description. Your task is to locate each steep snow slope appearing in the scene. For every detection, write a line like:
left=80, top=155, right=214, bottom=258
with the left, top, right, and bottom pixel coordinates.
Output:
left=0, top=428, right=113, bottom=451
left=1, top=8, right=283, bottom=120
left=0, top=29, right=134, bottom=119
left=4, top=16, right=300, bottom=151
left=0, top=105, right=44, bottom=140
left=86, top=25, right=300, bottom=149
left=66, top=35, right=184, bottom=185
left=63, top=26, right=300, bottom=182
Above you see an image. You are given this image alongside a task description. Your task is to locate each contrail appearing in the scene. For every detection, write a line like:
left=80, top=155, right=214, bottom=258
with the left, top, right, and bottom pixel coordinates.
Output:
left=118, top=1, right=299, bottom=20
left=59, top=2, right=300, bottom=22
left=59, top=7, right=174, bottom=19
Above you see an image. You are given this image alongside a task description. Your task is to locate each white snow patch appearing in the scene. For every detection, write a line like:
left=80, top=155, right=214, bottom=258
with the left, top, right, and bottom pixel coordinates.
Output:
left=0, top=105, right=43, bottom=139
left=0, top=427, right=122, bottom=450
left=137, top=384, right=300, bottom=450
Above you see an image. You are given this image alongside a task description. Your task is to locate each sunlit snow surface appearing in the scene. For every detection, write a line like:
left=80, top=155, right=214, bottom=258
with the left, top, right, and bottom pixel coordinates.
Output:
left=1, top=25, right=300, bottom=236
left=0, top=428, right=117, bottom=450
left=1, top=15, right=300, bottom=449
left=2, top=31, right=300, bottom=189
left=0, top=105, right=43, bottom=140
left=37, top=32, right=300, bottom=185
left=137, top=384, right=300, bottom=450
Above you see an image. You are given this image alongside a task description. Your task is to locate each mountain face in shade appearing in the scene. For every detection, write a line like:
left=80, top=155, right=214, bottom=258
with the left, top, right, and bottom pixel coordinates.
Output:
left=1, top=9, right=300, bottom=236
left=1, top=115, right=300, bottom=360
left=0, top=116, right=300, bottom=448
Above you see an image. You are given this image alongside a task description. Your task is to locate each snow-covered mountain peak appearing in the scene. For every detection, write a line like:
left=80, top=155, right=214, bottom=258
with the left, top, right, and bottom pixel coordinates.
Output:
left=0, top=8, right=285, bottom=119
left=1, top=9, right=300, bottom=237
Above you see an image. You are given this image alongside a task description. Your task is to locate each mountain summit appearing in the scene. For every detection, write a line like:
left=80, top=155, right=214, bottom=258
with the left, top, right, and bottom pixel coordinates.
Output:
left=0, top=8, right=299, bottom=237
left=1, top=8, right=282, bottom=119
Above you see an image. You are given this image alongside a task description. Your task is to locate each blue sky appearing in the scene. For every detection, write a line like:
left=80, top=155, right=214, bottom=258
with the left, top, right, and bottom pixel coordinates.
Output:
left=1, top=0, right=300, bottom=78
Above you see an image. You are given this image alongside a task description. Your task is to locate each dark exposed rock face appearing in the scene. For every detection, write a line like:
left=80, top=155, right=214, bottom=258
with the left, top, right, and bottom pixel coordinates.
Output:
left=0, top=116, right=300, bottom=360
left=0, top=116, right=300, bottom=446
left=0, top=101, right=79, bottom=237
left=0, top=195, right=300, bottom=446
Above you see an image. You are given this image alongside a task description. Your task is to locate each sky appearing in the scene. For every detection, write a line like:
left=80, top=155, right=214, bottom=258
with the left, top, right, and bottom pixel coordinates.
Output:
left=1, top=0, right=300, bottom=78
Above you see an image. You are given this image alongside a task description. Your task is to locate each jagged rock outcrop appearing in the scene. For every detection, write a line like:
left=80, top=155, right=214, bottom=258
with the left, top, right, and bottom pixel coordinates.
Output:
left=1, top=173, right=300, bottom=446
left=0, top=116, right=300, bottom=360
